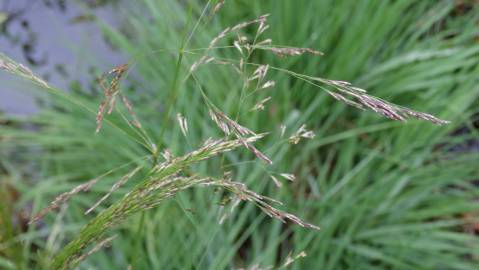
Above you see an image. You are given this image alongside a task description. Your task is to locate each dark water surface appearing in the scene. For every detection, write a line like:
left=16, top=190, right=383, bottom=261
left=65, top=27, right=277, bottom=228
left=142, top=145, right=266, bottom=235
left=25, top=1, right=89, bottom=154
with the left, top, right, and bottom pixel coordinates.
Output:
left=0, top=0, right=125, bottom=115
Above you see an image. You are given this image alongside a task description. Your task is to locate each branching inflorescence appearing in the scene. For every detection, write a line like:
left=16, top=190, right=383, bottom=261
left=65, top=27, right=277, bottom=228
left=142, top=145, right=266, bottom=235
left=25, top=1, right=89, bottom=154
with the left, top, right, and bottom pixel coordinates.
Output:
left=1, top=1, right=450, bottom=269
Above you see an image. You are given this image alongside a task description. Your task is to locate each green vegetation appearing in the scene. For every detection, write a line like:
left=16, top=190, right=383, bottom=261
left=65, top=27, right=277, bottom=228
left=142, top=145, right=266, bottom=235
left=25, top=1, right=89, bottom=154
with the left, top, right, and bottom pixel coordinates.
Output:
left=1, top=0, right=479, bottom=269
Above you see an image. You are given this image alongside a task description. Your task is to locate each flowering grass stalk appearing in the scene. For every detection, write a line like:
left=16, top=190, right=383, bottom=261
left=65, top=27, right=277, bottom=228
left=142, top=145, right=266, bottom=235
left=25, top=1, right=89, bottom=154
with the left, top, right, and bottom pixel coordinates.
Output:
left=0, top=1, right=459, bottom=269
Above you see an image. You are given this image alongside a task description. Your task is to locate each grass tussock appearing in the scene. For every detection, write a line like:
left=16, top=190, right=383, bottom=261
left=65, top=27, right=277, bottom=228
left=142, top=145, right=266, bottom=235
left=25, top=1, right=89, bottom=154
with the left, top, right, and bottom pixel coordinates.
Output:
left=1, top=0, right=479, bottom=269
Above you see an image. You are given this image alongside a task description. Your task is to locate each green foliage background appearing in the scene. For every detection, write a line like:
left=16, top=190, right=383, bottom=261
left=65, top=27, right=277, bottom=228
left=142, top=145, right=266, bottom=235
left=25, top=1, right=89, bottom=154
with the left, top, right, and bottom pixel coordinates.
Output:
left=1, top=0, right=479, bottom=269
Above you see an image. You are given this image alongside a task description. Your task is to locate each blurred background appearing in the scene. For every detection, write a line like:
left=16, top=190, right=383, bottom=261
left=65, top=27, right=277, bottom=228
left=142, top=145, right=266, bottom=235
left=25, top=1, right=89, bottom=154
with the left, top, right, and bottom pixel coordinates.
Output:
left=1, top=0, right=479, bottom=269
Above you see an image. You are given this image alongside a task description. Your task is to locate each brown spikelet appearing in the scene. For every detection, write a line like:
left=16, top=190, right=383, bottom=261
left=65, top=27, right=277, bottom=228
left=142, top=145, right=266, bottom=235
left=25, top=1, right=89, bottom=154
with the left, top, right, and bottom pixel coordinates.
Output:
left=239, top=137, right=273, bottom=165
left=95, top=100, right=108, bottom=133
left=95, top=63, right=130, bottom=133
left=121, top=95, right=142, bottom=129
left=309, top=77, right=450, bottom=125
left=326, top=90, right=365, bottom=110
left=347, top=91, right=448, bottom=125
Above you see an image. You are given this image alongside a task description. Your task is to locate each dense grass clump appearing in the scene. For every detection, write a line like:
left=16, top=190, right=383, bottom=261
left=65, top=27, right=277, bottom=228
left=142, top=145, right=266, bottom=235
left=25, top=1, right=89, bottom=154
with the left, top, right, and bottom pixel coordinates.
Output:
left=1, top=0, right=479, bottom=269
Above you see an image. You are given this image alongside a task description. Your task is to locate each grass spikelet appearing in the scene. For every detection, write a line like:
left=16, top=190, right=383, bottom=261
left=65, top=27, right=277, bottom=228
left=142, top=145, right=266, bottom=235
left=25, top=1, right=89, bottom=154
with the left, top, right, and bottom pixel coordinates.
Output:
left=189, top=14, right=270, bottom=73
left=248, top=64, right=269, bottom=82
left=270, top=175, right=282, bottom=188
left=85, top=166, right=142, bottom=215
left=256, top=38, right=272, bottom=46
left=218, top=197, right=241, bottom=225
left=121, top=95, right=142, bottom=129
left=212, top=0, right=225, bottom=15
left=96, top=64, right=130, bottom=133
left=251, top=96, right=271, bottom=111
left=208, top=107, right=272, bottom=164
left=260, top=80, right=275, bottom=90
left=242, top=141, right=273, bottom=164
left=231, top=14, right=269, bottom=32
left=280, top=124, right=286, bottom=138
left=161, top=149, right=174, bottom=161
left=152, top=135, right=265, bottom=175
left=0, top=53, right=50, bottom=88
left=288, top=124, right=315, bottom=144
left=29, top=178, right=99, bottom=225
left=234, top=40, right=244, bottom=55
left=268, top=47, right=323, bottom=57
left=279, top=173, right=296, bottom=182
left=208, top=108, right=255, bottom=136
left=70, top=235, right=117, bottom=267
left=306, top=77, right=450, bottom=125
left=176, top=113, right=189, bottom=136
left=216, top=180, right=318, bottom=230
left=282, top=251, right=307, bottom=267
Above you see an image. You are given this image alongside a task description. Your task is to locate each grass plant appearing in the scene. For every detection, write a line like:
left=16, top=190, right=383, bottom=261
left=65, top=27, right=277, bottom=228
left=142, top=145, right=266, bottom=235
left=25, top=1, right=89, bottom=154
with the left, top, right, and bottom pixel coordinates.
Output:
left=1, top=0, right=479, bottom=269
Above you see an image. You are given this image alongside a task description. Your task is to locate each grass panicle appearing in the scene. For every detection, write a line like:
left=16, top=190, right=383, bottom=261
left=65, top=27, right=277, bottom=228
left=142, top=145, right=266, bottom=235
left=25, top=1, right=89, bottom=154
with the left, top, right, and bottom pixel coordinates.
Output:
left=2, top=1, right=477, bottom=269
left=6, top=8, right=451, bottom=268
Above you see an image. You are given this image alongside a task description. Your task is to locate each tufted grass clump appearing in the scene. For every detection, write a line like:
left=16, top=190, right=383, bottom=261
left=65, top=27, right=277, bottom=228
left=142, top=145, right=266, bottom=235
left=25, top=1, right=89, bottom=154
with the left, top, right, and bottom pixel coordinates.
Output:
left=2, top=1, right=479, bottom=269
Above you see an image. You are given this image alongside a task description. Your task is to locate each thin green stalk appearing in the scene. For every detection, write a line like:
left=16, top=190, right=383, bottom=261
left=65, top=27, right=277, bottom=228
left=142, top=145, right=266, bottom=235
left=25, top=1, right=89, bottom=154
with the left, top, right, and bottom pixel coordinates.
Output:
left=155, top=5, right=193, bottom=156
left=131, top=211, right=146, bottom=268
